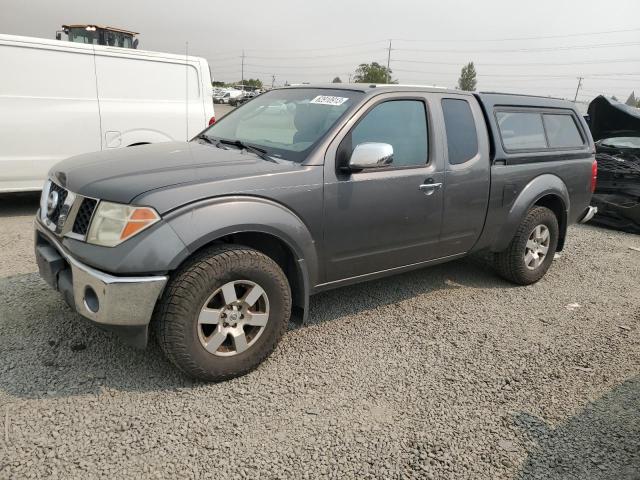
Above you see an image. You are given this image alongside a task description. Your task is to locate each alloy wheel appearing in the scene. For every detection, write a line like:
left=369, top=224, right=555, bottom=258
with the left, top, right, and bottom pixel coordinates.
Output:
left=197, top=280, right=270, bottom=357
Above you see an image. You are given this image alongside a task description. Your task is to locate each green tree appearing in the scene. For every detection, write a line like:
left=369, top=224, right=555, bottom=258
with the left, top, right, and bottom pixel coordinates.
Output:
left=332, top=76, right=342, bottom=83
left=625, top=91, right=636, bottom=106
left=457, top=62, right=477, bottom=91
left=353, top=62, right=396, bottom=84
left=237, top=78, right=263, bottom=89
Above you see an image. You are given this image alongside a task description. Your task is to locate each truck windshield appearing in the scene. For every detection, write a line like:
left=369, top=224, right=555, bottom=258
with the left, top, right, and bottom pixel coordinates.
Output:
left=199, top=88, right=363, bottom=162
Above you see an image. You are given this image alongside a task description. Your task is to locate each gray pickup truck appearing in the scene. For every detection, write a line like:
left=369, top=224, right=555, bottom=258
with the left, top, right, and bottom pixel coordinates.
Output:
left=35, top=85, right=597, bottom=381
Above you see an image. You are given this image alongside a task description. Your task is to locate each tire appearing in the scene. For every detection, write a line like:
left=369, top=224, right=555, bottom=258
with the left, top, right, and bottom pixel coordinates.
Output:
left=493, top=206, right=559, bottom=285
left=154, top=244, right=291, bottom=381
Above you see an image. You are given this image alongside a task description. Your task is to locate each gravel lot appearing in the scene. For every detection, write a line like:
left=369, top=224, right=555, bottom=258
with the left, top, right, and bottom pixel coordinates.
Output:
left=0, top=193, right=638, bottom=479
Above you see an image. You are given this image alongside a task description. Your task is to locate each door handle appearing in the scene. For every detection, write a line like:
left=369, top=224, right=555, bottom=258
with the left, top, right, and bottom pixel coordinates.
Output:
left=418, top=182, right=443, bottom=196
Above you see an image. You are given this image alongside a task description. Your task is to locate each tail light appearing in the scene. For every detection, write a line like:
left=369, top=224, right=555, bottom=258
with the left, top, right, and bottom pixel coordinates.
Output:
left=208, top=116, right=216, bottom=126
left=590, top=159, right=598, bottom=193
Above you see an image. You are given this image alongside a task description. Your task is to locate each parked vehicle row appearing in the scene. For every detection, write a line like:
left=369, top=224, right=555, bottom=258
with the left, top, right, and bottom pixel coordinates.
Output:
left=213, top=87, right=262, bottom=105
left=34, top=84, right=597, bottom=381
left=0, top=33, right=215, bottom=192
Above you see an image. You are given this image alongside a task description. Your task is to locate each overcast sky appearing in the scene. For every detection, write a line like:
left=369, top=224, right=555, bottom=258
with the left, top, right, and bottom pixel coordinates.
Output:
left=2, top=0, right=639, bottom=102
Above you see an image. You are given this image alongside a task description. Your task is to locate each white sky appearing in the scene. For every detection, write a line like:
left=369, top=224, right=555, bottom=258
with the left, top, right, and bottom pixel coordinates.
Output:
left=1, top=0, right=639, bottom=101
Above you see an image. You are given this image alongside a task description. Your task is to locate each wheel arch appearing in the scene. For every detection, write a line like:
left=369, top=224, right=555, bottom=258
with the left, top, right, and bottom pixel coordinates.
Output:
left=491, top=174, right=570, bottom=252
left=186, top=230, right=309, bottom=323
left=164, top=196, right=318, bottom=322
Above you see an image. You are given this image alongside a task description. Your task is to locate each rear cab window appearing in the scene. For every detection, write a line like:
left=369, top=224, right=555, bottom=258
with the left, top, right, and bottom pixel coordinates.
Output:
left=543, top=114, right=584, bottom=148
left=495, top=109, right=585, bottom=152
left=442, top=98, right=479, bottom=164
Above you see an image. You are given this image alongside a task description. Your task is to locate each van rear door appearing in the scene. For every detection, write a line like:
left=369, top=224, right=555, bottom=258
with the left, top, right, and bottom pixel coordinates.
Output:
left=0, top=37, right=100, bottom=191
left=94, top=49, right=206, bottom=147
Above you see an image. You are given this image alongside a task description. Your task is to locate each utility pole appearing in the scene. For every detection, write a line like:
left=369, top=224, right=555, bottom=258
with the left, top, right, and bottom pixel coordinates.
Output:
left=348, top=74, right=352, bottom=83
left=271, top=74, right=275, bottom=88
left=573, top=76, right=583, bottom=102
left=386, top=39, right=392, bottom=84
left=241, top=49, right=245, bottom=86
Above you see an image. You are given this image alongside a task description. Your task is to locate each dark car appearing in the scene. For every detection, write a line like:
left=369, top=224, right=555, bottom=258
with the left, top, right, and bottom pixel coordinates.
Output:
left=587, top=95, right=640, bottom=233
left=35, top=85, right=597, bottom=380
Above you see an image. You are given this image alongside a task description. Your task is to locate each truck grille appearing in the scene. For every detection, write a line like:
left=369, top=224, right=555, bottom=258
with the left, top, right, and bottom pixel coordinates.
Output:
left=72, top=198, right=98, bottom=236
left=41, top=180, right=98, bottom=241
left=47, top=182, right=68, bottom=225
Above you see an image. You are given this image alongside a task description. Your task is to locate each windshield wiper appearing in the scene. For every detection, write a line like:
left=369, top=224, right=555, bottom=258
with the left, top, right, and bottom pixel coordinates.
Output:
left=218, top=139, right=278, bottom=163
left=195, top=134, right=230, bottom=149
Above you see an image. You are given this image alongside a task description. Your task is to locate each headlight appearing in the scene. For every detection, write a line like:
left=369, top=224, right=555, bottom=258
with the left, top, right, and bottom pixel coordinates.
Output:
left=86, top=201, right=160, bottom=247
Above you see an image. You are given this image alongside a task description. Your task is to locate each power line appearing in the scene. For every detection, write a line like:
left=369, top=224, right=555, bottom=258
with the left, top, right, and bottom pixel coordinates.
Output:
left=393, top=58, right=640, bottom=67
left=241, top=39, right=387, bottom=52
left=394, top=27, right=640, bottom=43
left=396, top=41, right=640, bottom=54
left=207, top=27, right=640, bottom=59
left=245, top=49, right=385, bottom=60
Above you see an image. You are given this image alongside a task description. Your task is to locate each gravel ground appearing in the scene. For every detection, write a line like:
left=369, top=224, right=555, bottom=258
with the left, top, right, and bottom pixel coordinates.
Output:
left=0, top=193, right=638, bottom=479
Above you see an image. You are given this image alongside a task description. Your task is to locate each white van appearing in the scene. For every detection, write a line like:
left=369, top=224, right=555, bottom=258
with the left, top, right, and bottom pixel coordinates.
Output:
left=0, top=34, right=215, bottom=192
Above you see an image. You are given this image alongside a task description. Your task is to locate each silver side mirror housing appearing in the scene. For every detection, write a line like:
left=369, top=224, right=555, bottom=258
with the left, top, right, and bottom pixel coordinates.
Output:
left=348, top=142, right=394, bottom=170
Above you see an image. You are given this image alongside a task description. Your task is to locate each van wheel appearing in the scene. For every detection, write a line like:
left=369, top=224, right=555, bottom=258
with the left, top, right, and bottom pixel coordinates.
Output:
left=493, top=206, right=559, bottom=285
left=154, top=245, right=291, bottom=381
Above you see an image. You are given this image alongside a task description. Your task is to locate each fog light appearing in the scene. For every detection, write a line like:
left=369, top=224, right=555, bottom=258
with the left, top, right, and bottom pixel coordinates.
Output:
left=84, top=286, right=99, bottom=313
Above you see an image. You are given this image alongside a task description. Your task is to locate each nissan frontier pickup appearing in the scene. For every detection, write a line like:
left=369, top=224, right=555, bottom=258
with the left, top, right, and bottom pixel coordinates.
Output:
left=35, top=85, right=598, bottom=380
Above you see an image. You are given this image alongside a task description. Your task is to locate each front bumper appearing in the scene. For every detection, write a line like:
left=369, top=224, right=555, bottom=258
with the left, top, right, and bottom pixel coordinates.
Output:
left=35, top=218, right=168, bottom=346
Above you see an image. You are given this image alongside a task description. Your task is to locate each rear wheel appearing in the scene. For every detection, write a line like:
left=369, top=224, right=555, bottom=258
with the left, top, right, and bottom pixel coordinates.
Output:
left=493, top=206, right=559, bottom=285
left=154, top=245, right=291, bottom=381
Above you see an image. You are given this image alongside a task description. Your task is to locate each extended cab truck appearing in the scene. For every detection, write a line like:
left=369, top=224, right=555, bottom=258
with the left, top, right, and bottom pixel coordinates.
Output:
left=34, top=85, right=598, bottom=381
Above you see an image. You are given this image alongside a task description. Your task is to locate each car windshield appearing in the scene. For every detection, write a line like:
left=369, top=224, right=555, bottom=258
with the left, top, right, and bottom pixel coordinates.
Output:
left=199, top=88, right=363, bottom=162
left=599, top=136, right=640, bottom=149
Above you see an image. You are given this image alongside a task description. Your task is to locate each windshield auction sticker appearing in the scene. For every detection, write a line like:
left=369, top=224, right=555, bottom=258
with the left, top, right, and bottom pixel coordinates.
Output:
left=310, top=95, right=350, bottom=106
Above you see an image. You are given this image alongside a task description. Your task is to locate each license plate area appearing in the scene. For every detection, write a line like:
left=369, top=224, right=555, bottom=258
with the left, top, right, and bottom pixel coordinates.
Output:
left=35, top=241, right=67, bottom=290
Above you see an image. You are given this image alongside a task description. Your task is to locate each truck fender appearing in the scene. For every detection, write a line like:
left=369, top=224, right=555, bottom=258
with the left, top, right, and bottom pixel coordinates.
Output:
left=164, top=196, right=317, bottom=320
left=491, top=174, right=570, bottom=252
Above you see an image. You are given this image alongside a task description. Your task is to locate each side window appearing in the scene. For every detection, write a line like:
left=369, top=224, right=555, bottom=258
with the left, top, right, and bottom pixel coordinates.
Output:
left=442, top=99, right=479, bottom=165
left=351, top=100, right=428, bottom=167
left=543, top=114, right=584, bottom=148
left=496, top=111, right=547, bottom=151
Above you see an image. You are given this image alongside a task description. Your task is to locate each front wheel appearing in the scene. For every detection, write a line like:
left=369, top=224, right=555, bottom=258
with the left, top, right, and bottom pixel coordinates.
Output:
left=493, top=206, right=559, bottom=285
left=154, top=245, right=291, bottom=381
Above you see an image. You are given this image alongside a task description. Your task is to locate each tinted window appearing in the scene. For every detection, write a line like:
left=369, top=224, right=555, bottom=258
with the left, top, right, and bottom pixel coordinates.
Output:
left=351, top=100, right=428, bottom=167
left=442, top=99, right=479, bottom=164
left=496, top=112, right=547, bottom=150
left=543, top=114, right=584, bottom=148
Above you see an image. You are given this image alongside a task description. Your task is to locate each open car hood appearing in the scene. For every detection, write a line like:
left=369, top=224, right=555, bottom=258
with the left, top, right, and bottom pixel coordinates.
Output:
left=587, top=95, right=640, bottom=141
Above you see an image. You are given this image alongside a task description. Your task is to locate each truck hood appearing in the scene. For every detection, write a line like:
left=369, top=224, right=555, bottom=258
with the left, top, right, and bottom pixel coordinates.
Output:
left=51, top=141, right=301, bottom=204
left=587, top=95, right=640, bottom=141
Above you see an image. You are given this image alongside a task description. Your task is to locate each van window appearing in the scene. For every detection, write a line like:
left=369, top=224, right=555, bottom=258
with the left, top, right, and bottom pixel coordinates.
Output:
left=2, top=45, right=96, bottom=99
left=351, top=100, right=428, bottom=167
left=496, top=111, right=547, bottom=151
left=543, top=114, right=584, bottom=148
left=442, top=99, right=478, bottom=164
left=95, top=56, right=200, bottom=100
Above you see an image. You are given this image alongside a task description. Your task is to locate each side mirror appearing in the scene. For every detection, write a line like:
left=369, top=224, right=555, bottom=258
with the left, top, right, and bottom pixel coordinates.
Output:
left=348, top=143, right=394, bottom=170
